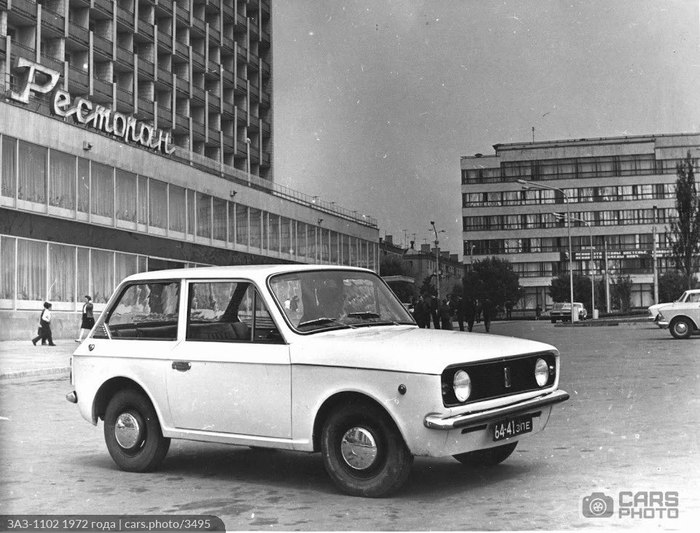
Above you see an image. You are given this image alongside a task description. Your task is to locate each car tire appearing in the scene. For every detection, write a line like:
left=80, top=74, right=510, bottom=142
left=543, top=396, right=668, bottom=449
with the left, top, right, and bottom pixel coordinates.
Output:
left=104, top=389, right=170, bottom=472
left=321, top=402, right=413, bottom=497
left=452, top=441, right=518, bottom=467
left=670, top=317, right=693, bottom=340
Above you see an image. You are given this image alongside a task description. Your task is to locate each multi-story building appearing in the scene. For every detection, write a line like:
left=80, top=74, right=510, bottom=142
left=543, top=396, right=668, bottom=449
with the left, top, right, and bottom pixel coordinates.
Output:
left=0, top=0, right=379, bottom=338
left=461, top=133, right=700, bottom=314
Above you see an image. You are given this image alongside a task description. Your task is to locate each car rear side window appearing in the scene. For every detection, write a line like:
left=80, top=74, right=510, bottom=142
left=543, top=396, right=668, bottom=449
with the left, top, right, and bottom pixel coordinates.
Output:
left=99, top=281, right=180, bottom=340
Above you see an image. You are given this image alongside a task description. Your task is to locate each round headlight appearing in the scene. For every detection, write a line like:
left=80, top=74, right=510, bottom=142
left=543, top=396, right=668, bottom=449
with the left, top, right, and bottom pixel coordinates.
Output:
left=534, top=358, right=549, bottom=387
left=453, top=370, right=472, bottom=402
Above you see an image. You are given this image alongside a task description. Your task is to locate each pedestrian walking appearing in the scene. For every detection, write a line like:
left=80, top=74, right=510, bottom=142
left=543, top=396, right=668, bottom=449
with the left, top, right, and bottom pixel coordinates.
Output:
left=32, top=301, right=56, bottom=346
left=456, top=296, right=465, bottom=331
left=414, top=295, right=429, bottom=328
left=439, top=299, right=453, bottom=330
left=505, top=299, right=513, bottom=320
left=75, top=295, right=94, bottom=342
left=535, top=304, right=542, bottom=320
left=464, top=296, right=476, bottom=332
left=428, top=294, right=440, bottom=329
left=482, top=297, right=494, bottom=333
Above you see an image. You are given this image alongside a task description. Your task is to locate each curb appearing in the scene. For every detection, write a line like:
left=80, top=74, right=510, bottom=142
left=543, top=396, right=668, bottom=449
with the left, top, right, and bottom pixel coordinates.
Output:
left=0, top=366, right=70, bottom=381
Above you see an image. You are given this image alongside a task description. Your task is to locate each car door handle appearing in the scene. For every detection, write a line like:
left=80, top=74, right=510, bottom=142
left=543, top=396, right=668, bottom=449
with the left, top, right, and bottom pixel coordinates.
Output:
left=172, top=361, right=191, bottom=372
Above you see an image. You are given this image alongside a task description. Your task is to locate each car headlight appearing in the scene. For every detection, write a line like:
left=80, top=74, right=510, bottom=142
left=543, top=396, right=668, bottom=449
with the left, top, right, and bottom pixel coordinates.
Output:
left=453, top=370, right=471, bottom=401
left=534, top=358, right=549, bottom=387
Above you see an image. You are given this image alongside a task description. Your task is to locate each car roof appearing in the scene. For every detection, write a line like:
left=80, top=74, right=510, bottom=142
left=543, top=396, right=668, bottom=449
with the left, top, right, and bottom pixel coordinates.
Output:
left=122, top=264, right=374, bottom=283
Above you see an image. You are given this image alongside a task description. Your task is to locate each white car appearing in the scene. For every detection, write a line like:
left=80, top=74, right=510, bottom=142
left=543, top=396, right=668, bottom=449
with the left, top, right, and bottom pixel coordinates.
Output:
left=648, top=289, right=700, bottom=322
left=66, top=265, right=569, bottom=497
left=656, top=291, right=700, bottom=339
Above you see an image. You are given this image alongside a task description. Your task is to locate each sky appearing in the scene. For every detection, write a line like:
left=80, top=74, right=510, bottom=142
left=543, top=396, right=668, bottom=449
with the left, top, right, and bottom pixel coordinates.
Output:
left=271, top=0, right=700, bottom=256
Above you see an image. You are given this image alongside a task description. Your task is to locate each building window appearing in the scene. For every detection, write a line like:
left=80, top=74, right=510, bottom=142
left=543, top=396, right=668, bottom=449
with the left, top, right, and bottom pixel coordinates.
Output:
left=49, top=243, right=75, bottom=303
left=1, top=137, right=16, bottom=199
left=169, top=185, right=187, bottom=233
left=17, top=239, right=46, bottom=302
left=116, top=170, right=137, bottom=222
left=18, top=141, right=47, bottom=204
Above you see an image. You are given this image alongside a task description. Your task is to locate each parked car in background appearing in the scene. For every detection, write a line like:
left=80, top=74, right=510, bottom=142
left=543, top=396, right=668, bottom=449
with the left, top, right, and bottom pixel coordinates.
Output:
left=656, top=293, right=700, bottom=339
left=67, top=265, right=569, bottom=497
left=648, top=289, right=700, bottom=322
left=549, top=302, right=587, bottom=323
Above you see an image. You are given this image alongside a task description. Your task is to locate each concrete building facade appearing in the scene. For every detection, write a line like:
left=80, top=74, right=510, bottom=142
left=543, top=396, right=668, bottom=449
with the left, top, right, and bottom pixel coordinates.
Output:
left=461, top=133, right=700, bottom=314
left=0, top=0, right=379, bottom=338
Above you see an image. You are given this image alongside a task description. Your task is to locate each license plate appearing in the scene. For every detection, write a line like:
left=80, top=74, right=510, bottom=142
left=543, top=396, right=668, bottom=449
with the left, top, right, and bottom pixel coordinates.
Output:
left=492, top=415, right=533, bottom=441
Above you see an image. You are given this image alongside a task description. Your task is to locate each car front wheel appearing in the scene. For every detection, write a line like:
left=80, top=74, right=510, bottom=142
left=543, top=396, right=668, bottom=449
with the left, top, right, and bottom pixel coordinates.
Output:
left=321, top=402, right=413, bottom=497
left=104, top=389, right=170, bottom=472
left=670, top=317, right=693, bottom=339
left=453, top=441, right=518, bottom=467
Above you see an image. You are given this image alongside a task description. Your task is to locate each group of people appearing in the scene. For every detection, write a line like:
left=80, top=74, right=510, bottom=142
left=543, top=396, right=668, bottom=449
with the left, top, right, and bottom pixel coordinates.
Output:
left=411, top=294, right=495, bottom=333
left=31, top=295, right=94, bottom=346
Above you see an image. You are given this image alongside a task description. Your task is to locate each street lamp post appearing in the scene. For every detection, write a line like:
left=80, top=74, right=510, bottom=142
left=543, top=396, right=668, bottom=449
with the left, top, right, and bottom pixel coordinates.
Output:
left=430, top=221, right=445, bottom=300
left=553, top=212, right=595, bottom=319
left=518, top=179, right=576, bottom=321
left=652, top=205, right=659, bottom=304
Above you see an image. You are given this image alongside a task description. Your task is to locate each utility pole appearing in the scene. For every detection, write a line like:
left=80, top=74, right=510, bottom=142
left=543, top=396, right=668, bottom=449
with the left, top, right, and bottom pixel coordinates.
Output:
left=653, top=205, right=659, bottom=304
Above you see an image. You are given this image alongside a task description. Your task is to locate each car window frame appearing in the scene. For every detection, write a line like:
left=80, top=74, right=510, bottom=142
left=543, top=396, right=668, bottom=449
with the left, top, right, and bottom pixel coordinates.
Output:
left=184, top=277, right=287, bottom=345
left=97, top=278, right=182, bottom=341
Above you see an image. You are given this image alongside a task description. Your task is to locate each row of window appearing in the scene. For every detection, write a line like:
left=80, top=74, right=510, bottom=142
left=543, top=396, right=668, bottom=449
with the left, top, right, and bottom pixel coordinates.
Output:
left=462, top=184, right=674, bottom=208
left=0, top=235, right=158, bottom=308
left=0, top=135, right=378, bottom=270
left=463, top=208, right=676, bottom=232
left=100, top=279, right=282, bottom=344
left=464, top=233, right=673, bottom=256
left=461, top=155, right=696, bottom=184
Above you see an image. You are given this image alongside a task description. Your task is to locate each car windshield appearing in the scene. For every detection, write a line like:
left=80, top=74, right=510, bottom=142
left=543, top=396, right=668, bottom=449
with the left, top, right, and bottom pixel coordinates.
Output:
left=269, top=270, right=415, bottom=333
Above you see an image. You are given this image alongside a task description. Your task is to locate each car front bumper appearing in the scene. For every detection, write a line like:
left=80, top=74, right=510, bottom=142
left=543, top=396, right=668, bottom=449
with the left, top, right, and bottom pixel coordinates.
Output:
left=423, top=389, right=570, bottom=430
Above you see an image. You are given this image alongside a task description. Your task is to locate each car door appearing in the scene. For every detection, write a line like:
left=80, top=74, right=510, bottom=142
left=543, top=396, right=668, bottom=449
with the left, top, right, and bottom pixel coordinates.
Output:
left=166, top=279, right=291, bottom=440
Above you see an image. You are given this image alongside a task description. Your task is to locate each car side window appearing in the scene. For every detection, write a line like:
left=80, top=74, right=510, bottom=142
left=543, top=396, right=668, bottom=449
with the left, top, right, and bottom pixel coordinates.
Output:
left=99, top=281, right=180, bottom=340
left=187, top=281, right=283, bottom=343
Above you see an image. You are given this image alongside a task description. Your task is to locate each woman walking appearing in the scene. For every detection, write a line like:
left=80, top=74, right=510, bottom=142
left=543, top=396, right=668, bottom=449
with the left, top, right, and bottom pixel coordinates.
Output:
left=75, top=295, right=95, bottom=342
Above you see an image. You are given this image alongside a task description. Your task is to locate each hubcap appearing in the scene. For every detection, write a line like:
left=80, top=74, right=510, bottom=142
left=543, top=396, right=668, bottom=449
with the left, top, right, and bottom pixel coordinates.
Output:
left=675, top=322, right=688, bottom=335
left=115, top=413, right=141, bottom=450
left=340, top=427, right=378, bottom=471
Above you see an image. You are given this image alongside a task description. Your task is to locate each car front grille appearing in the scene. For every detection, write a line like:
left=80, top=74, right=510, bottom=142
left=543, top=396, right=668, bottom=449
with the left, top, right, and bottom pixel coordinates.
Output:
left=441, top=351, right=557, bottom=407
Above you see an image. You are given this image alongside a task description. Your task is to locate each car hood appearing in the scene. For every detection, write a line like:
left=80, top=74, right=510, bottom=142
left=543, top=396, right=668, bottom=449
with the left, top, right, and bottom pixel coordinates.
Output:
left=289, top=326, right=557, bottom=375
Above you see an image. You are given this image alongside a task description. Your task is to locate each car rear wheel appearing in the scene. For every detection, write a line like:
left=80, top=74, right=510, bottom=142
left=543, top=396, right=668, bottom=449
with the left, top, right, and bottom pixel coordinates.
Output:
left=321, top=402, right=413, bottom=497
left=104, top=389, right=170, bottom=472
left=453, top=441, right=518, bottom=467
left=670, top=317, right=693, bottom=340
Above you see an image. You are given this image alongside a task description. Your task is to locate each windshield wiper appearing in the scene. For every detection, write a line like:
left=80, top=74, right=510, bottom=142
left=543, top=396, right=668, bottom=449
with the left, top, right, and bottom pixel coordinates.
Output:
left=298, top=317, right=353, bottom=329
left=347, top=311, right=381, bottom=319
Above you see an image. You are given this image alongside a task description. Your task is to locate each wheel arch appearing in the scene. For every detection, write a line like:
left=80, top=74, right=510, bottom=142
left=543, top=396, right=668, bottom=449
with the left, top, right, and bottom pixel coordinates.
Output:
left=92, top=377, right=159, bottom=424
left=311, top=391, right=406, bottom=453
left=670, top=314, right=699, bottom=331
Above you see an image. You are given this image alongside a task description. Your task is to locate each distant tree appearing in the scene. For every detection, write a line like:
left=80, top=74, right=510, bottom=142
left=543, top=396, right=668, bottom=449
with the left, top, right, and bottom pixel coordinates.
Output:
left=420, top=275, right=435, bottom=297
left=610, top=275, right=633, bottom=313
left=380, top=254, right=408, bottom=277
left=659, top=270, right=698, bottom=302
left=463, top=257, right=522, bottom=310
left=668, top=152, right=700, bottom=289
left=549, top=273, right=594, bottom=310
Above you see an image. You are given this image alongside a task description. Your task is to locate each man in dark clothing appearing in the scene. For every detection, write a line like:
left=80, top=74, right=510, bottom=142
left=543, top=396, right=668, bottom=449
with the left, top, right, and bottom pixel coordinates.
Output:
left=482, top=297, right=494, bottom=333
left=413, top=295, right=429, bottom=328
left=464, top=297, right=476, bottom=332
